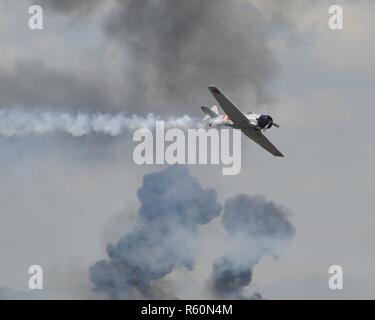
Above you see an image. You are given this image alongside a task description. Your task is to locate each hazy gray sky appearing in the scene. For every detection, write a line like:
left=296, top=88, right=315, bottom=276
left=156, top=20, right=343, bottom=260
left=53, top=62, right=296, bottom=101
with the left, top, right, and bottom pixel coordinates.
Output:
left=0, top=0, right=374, bottom=299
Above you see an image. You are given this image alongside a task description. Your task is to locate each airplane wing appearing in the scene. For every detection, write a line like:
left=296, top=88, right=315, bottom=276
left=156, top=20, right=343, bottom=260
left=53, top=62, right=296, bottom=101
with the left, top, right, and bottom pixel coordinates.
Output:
left=208, top=85, right=253, bottom=128
left=241, top=128, right=284, bottom=157
left=208, top=85, right=284, bottom=157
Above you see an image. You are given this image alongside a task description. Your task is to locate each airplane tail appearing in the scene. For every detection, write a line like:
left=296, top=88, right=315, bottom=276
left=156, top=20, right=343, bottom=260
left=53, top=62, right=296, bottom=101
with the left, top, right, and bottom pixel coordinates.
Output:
left=201, top=105, right=219, bottom=121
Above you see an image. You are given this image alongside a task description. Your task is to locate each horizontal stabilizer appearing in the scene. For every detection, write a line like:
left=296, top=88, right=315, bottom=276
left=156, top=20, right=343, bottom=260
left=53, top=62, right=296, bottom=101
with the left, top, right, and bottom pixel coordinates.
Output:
left=201, top=106, right=219, bottom=118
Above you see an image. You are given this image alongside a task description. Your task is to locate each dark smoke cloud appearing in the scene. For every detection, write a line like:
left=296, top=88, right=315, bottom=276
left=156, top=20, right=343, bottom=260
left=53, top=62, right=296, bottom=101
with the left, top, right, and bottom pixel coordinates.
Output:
left=90, top=165, right=222, bottom=299
left=14, top=0, right=289, bottom=115
left=90, top=167, right=295, bottom=299
left=0, top=61, right=110, bottom=111
left=222, top=194, right=295, bottom=239
left=211, top=194, right=295, bottom=299
left=212, top=257, right=253, bottom=295
left=104, top=0, right=279, bottom=114
left=41, top=0, right=101, bottom=15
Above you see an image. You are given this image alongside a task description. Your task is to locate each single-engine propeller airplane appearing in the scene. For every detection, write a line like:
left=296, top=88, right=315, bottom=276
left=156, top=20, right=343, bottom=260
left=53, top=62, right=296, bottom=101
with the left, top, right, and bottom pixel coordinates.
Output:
left=201, top=85, right=284, bottom=157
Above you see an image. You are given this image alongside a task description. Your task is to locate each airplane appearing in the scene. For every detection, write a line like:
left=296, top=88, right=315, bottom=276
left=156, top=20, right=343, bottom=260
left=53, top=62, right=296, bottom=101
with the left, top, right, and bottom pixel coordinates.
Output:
left=201, top=85, right=284, bottom=157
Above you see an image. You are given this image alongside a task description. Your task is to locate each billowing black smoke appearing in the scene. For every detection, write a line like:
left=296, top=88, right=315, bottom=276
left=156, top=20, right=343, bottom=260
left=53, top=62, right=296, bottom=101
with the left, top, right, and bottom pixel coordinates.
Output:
left=211, top=194, right=295, bottom=298
left=212, top=257, right=253, bottom=295
left=20, top=0, right=289, bottom=114
left=90, top=165, right=222, bottom=299
left=43, top=0, right=100, bottom=15
left=104, top=0, right=279, bottom=114
left=90, top=167, right=295, bottom=299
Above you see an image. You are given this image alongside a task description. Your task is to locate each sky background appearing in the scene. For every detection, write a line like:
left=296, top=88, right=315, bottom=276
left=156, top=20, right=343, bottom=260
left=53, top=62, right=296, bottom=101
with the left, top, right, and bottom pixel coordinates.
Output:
left=0, top=0, right=374, bottom=299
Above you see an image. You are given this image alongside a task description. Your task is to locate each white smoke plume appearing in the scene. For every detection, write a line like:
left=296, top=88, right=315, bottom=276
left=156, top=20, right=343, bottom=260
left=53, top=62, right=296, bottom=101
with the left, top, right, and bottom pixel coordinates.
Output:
left=0, top=109, right=199, bottom=138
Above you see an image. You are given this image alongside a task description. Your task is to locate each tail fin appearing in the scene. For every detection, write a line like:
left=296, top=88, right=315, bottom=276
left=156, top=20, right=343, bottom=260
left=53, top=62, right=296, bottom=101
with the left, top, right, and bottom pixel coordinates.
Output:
left=201, top=105, right=219, bottom=121
left=210, top=105, right=219, bottom=115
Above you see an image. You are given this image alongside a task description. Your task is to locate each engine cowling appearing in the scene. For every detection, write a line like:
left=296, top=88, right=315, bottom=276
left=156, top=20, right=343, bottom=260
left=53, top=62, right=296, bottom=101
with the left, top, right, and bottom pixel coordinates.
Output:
left=257, top=115, right=273, bottom=129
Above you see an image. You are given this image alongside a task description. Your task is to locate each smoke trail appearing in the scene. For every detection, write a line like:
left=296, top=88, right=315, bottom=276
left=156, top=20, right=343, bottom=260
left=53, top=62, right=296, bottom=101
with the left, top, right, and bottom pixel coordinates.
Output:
left=0, top=109, right=199, bottom=138
left=211, top=194, right=295, bottom=299
left=90, top=165, right=222, bottom=299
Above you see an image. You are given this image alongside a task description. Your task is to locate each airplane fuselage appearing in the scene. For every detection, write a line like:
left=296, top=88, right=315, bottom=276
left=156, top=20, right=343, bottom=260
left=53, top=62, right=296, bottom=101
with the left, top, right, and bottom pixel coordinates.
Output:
left=208, top=112, right=263, bottom=130
left=203, top=86, right=283, bottom=157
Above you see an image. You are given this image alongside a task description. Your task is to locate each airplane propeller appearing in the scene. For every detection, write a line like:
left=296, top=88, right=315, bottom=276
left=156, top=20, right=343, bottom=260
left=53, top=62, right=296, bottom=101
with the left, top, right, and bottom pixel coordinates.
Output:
left=266, top=118, right=280, bottom=129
